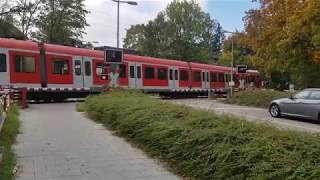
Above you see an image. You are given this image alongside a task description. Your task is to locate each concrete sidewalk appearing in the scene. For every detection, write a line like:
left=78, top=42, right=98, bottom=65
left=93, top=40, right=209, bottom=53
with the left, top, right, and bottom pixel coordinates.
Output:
left=14, top=103, right=179, bottom=180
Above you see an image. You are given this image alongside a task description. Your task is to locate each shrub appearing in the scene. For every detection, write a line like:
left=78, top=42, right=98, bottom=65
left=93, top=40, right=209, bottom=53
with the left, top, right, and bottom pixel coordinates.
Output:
left=84, top=90, right=320, bottom=179
left=0, top=105, right=19, bottom=180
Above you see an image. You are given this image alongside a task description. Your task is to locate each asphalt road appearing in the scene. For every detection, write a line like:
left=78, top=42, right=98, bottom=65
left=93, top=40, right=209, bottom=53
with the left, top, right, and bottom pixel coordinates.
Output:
left=169, top=99, right=320, bottom=133
left=14, top=103, right=178, bottom=180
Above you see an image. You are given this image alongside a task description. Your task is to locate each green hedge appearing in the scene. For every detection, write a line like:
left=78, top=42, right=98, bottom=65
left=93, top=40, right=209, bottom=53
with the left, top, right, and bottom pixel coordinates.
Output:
left=0, top=105, right=19, bottom=180
left=83, top=90, right=320, bottom=179
left=223, top=90, right=291, bottom=108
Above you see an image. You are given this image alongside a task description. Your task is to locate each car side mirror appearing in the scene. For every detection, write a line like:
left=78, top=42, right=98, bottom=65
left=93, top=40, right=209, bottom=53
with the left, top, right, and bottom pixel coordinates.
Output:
left=289, top=94, right=295, bottom=100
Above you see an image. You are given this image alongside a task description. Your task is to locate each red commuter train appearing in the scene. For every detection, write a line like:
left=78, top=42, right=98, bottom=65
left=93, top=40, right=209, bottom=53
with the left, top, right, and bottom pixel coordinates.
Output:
left=0, top=38, right=261, bottom=100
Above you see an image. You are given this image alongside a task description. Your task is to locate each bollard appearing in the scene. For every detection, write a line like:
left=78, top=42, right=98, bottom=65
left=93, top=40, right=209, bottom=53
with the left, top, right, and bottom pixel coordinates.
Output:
left=21, top=88, right=28, bottom=108
left=3, top=95, right=7, bottom=112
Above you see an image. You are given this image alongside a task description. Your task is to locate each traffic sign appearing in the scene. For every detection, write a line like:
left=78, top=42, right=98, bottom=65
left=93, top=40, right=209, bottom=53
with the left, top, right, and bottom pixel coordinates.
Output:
left=229, top=81, right=235, bottom=87
left=105, top=49, right=123, bottom=64
left=237, top=65, right=248, bottom=73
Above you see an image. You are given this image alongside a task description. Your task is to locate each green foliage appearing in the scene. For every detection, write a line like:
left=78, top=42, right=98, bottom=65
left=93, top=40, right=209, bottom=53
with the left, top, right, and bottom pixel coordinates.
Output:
left=0, top=0, right=89, bottom=44
left=0, top=0, right=25, bottom=39
left=15, top=0, right=41, bottom=38
left=0, top=105, right=19, bottom=180
left=124, top=0, right=224, bottom=63
left=84, top=90, right=320, bottom=179
left=35, top=0, right=89, bottom=44
left=224, top=90, right=291, bottom=108
left=244, top=0, right=320, bottom=88
left=76, top=102, right=86, bottom=112
left=218, top=32, right=254, bottom=68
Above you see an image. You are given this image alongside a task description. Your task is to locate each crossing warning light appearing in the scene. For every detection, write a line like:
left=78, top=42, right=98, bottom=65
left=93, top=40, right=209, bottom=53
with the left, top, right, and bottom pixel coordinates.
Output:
left=100, top=75, right=108, bottom=80
left=105, top=49, right=123, bottom=64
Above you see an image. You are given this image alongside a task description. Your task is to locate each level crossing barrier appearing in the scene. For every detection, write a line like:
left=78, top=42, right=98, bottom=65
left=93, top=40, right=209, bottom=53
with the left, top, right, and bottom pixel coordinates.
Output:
left=0, top=89, right=11, bottom=132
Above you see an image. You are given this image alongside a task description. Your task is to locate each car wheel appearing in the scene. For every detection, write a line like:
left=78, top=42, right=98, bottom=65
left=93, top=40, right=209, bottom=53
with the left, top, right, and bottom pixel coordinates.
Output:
left=269, top=104, right=281, bottom=118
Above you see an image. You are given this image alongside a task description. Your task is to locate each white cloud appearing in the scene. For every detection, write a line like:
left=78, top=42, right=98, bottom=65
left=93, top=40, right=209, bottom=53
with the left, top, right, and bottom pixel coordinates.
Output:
left=83, top=0, right=208, bottom=47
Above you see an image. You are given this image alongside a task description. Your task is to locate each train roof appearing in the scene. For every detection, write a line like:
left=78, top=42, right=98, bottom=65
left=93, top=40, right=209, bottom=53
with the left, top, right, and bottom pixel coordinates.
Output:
left=0, top=38, right=39, bottom=51
left=190, top=62, right=231, bottom=72
left=44, top=43, right=104, bottom=58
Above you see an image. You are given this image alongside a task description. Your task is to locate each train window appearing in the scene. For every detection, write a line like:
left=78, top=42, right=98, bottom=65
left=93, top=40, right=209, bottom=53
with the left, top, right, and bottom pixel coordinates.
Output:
left=75, top=60, right=81, bottom=75
left=206, top=72, right=209, bottom=82
left=193, top=71, right=201, bottom=82
left=119, top=64, right=126, bottom=78
left=14, top=55, right=36, bottom=73
left=137, top=66, right=141, bottom=79
left=218, top=73, right=224, bottom=82
left=129, top=65, right=135, bottom=78
left=169, top=69, right=173, bottom=80
left=52, top=59, right=69, bottom=75
left=202, top=72, right=205, bottom=81
left=180, top=70, right=188, bottom=81
left=0, top=54, right=6, bottom=72
left=210, top=72, right=217, bottom=82
left=158, top=68, right=167, bottom=80
left=144, top=67, right=154, bottom=79
left=174, top=69, right=178, bottom=80
left=85, top=61, right=91, bottom=76
left=96, top=63, right=108, bottom=76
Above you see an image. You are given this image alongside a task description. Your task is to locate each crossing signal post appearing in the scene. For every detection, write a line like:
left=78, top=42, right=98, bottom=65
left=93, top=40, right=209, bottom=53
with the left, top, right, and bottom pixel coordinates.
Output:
left=237, top=65, right=248, bottom=74
left=104, top=49, right=123, bottom=88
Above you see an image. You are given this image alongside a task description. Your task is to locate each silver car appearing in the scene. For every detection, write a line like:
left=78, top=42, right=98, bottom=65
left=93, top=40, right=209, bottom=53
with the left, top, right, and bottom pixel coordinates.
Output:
left=269, top=88, right=320, bottom=120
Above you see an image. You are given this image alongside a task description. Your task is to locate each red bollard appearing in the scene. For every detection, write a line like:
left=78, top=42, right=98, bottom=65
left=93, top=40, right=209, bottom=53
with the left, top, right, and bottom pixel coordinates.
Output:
left=3, top=95, right=7, bottom=112
left=21, top=88, right=28, bottom=108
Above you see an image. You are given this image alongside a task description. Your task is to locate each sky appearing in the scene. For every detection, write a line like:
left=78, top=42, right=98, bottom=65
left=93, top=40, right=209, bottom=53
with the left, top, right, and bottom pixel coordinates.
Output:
left=83, top=0, right=260, bottom=47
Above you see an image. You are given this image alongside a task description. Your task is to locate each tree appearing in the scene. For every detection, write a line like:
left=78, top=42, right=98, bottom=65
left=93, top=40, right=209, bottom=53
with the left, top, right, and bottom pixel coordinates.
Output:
left=243, top=0, right=320, bottom=88
left=218, top=32, right=253, bottom=67
left=0, top=0, right=25, bottom=39
left=35, top=0, right=89, bottom=45
left=123, top=24, right=145, bottom=53
left=124, top=0, right=224, bottom=63
left=15, top=0, right=41, bottom=39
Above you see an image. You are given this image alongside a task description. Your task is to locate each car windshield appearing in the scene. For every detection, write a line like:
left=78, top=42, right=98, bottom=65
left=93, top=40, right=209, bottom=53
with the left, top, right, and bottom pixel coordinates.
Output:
left=309, top=90, right=320, bottom=100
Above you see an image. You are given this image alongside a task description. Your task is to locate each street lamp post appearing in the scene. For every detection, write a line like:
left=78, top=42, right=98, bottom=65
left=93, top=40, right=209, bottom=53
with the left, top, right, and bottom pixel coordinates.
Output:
left=223, top=30, right=236, bottom=97
left=111, top=0, right=137, bottom=87
left=112, top=0, right=138, bottom=48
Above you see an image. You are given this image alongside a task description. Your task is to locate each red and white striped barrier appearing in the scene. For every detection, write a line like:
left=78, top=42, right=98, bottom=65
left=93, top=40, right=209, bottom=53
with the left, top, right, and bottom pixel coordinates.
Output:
left=0, top=89, right=11, bottom=132
left=0, top=90, right=10, bottom=113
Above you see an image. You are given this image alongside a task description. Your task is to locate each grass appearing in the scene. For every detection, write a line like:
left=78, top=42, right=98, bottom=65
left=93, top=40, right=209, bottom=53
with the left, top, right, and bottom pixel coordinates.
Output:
left=82, top=89, right=320, bottom=179
left=76, top=102, right=86, bottom=112
left=223, top=90, right=292, bottom=108
left=0, top=105, right=19, bottom=180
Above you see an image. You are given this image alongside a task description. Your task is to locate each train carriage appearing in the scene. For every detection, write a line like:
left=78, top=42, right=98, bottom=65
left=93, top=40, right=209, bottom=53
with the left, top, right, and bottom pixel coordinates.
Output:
left=0, top=38, right=261, bottom=100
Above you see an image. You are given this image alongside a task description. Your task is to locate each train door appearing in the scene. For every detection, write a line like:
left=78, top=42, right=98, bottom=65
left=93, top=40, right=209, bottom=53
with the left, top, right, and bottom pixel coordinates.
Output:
left=202, top=70, right=209, bottom=89
left=83, top=57, right=93, bottom=88
left=128, top=62, right=142, bottom=89
left=169, top=66, right=179, bottom=89
left=225, top=73, right=231, bottom=88
left=73, top=56, right=83, bottom=88
left=0, top=48, right=9, bottom=85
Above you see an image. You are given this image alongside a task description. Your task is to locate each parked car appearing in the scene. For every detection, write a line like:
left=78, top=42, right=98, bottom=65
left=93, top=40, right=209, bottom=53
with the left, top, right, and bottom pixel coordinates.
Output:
left=269, top=88, right=320, bottom=120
